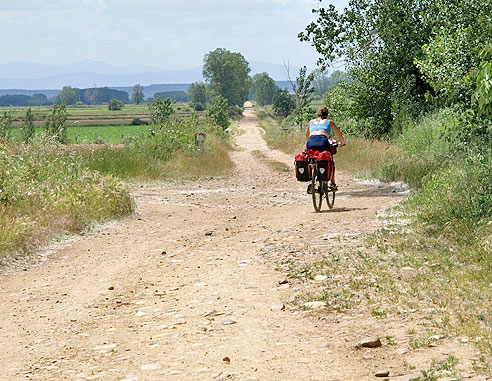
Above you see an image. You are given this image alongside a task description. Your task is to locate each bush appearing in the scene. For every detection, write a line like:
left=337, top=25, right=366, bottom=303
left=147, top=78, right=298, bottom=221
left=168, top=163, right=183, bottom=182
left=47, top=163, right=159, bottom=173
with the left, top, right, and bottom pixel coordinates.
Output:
left=207, top=95, right=230, bottom=130
left=406, top=152, right=492, bottom=238
left=108, top=99, right=124, bottom=110
left=131, top=118, right=148, bottom=126
left=148, top=96, right=174, bottom=124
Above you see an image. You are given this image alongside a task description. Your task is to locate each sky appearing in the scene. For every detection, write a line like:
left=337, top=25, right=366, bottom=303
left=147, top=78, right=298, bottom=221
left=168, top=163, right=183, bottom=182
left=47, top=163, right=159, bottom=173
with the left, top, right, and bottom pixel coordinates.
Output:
left=0, top=0, right=349, bottom=70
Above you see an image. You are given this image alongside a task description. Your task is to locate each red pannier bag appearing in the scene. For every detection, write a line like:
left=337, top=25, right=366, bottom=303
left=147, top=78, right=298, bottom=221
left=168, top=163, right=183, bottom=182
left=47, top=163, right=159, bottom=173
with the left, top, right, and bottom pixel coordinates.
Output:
left=328, top=139, right=338, bottom=155
left=294, top=151, right=311, bottom=182
left=316, top=150, right=333, bottom=181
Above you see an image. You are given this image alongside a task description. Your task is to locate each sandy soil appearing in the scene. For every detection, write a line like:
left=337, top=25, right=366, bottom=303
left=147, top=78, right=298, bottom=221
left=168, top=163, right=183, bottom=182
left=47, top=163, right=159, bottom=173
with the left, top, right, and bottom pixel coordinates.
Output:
left=0, top=104, right=482, bottom=380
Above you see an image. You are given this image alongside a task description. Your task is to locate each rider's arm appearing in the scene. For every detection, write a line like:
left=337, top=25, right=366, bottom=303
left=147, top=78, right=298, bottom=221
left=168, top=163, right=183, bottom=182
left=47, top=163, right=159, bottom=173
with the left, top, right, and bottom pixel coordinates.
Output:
left=305, top=121, right=310, bottom=142
left=331, top=121, right=345, bottom=146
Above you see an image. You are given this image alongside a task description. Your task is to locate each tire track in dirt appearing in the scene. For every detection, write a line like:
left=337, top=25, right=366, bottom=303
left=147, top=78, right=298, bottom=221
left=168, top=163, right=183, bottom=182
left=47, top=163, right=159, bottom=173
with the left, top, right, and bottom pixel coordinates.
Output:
left=0, top=104, right=476, bottom=380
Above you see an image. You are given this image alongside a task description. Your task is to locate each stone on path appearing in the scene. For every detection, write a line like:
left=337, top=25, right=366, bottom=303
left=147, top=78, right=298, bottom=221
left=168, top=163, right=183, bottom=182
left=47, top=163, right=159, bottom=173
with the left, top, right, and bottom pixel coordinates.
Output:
left=314, top=275, right=327, bottom=281
left=278, top=279, right=289, bottom=285
left=222, top=319, right=237, bottom=325
left=303, top=301, right=326, bottom=309
left=141, top=363, right=160, bottom=371
left=222, top=356, right=230, bottom=363
left=270, top=303, right=285, bottom=312
left=375, top=369, right=390, bottom=377
left=360, top=337, right=382, bottom=348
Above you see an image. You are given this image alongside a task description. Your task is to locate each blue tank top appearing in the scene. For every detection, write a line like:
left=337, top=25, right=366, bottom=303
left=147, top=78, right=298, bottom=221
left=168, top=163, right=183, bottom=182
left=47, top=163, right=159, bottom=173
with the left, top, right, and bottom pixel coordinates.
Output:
left=309, top=119, right=331, bottom=135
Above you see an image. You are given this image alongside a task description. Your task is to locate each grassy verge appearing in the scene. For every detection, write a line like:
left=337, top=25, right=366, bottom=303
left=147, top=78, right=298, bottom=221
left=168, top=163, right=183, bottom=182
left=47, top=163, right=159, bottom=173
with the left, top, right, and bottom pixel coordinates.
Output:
left=258, top=105, right=492, bottom=369
left=78, top=118, right=235, bottom=181
left=0, top=137, right=133, bottom=258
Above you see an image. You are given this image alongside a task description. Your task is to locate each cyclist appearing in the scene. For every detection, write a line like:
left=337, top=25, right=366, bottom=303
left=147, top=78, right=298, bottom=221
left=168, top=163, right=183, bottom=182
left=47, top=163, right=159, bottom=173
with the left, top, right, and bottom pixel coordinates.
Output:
left=306, top=106, right=345, bottom=192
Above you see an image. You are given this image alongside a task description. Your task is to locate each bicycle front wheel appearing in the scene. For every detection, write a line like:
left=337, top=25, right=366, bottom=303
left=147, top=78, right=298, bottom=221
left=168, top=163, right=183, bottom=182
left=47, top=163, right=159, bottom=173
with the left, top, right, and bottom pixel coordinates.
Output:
left=311, top=171, right=323, bottom=212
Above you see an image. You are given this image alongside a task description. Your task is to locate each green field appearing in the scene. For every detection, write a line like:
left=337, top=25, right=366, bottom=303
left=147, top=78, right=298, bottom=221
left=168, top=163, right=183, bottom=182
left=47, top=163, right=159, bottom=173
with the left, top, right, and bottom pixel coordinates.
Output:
left=7, top=124, right=151, bottom=144
left=1, top=103, right=201, bottom=128
left=1, top=102, right=209, bottom=144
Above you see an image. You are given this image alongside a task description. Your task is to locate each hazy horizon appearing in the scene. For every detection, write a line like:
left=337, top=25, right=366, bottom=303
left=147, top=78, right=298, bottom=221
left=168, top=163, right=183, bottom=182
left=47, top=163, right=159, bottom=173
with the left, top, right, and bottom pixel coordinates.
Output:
left=0, top=1, right=349, bottom=71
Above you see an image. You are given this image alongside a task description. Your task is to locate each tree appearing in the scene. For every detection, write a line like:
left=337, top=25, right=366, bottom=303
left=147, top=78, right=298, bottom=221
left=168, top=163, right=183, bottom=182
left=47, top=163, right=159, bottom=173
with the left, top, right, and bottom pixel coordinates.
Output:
left=132, top=83, right=145, bottom=105
left=203, top=48, right=251, bottom=106
left=299, top=0, right=492, bottom=137
left=312, top=70, right=348, bottom=96
left=59, top=86, right=77, bottom=105
left=108, top=99, right=124, bottom=110
left=207, top=95, right=230, bottom=130
left=0, top=111, right=12, bottom=138
left=188, top=82, right=208, bottom=111
left=148, top=96, right=174, bottom=125
left=473, top=43, right=492, bottom=117
left=292, top=66, right=315, bottom=128
left=272, top=89, right=295, bottom=118
left=253, top=73, right=279, bottom=106
left=45, top=102, right=68, bottom=143
left=21, top=108, right=35, bottom=143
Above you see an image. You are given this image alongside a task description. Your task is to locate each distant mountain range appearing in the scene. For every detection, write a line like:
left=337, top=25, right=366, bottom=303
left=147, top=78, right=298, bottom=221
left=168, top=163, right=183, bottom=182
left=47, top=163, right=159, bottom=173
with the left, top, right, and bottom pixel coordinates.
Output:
left=0, top=60, right=299, bottom=91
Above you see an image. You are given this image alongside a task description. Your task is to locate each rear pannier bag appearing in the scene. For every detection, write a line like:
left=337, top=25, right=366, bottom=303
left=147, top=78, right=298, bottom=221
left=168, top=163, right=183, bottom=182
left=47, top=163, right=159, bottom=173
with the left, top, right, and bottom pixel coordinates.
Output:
left=295, top=151, right=311, bottom=182
left=316, top=150, right=333, bottom=181
left=328, top=139, right=338, bottom=155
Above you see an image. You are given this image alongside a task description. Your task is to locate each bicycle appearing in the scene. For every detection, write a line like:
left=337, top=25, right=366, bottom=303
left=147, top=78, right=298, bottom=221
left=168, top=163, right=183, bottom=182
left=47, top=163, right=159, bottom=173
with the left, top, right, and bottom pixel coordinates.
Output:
left=306, top=144, right=338, bottom=212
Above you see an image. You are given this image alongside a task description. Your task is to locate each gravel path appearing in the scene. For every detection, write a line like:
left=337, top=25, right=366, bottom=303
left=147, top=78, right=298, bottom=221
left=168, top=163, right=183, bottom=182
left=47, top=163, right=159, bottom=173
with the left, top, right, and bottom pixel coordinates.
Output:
left=0, top=104, right=480, bottom=380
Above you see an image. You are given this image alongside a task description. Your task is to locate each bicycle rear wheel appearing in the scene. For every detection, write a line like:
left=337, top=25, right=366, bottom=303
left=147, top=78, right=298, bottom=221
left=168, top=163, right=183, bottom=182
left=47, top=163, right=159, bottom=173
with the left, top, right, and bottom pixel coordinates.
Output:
left=311, top=171, right=323, bottom=212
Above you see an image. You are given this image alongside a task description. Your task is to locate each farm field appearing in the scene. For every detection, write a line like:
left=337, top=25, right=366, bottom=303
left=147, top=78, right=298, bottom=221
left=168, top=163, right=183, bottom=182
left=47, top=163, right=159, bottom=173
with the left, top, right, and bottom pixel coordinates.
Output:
left=7, top=124, right=150, bottom=144
left=1, top=103, right=198, bottom=128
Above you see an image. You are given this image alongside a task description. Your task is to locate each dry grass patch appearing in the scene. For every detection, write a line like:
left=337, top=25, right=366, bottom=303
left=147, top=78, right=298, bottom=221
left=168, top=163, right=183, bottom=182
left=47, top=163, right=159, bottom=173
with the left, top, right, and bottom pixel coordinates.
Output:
left=0, top=140, right=133, bottom=258
left=251, top=150, right=291, bottom=173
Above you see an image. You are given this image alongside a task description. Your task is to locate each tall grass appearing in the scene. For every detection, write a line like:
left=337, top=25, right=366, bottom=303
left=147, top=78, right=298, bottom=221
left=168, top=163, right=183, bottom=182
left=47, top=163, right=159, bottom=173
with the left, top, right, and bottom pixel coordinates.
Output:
left=0, top=137, right=133, bottom=256
left=79, top=118, right=234, bottom=181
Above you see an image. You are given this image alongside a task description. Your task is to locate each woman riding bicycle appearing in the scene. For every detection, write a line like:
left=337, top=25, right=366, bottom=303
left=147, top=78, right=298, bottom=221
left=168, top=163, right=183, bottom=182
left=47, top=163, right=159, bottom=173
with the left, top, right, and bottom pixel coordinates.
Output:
left=306, top=106, right=345, bottom=191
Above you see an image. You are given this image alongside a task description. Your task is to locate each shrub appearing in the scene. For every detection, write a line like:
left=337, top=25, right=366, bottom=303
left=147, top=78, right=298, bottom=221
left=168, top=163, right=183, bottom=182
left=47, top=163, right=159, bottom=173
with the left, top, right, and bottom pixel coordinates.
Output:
left=148, top=96, right=174, bottom=124
left=45, top=102, right=68, bottom=143
left=207, top=95, right=230, bottom=130
left=131, top=118, right=148, bottom=126
left=20, top=108, right=35, bottom=144
left=108, top=99, right=124, bottom=110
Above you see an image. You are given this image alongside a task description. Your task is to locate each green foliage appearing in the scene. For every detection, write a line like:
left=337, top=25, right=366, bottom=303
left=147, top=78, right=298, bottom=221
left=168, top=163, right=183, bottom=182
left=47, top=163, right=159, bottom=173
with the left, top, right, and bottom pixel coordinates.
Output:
left=203, top=48, right=251, bottom=106
left=137, top=118, right=199, bottom=161
left=250, top=73, right=279, bottom=106
left=188, top=82, right=209, bottom=111
left=293, top=66, right=315, bottom=129
left=131, top=83, right=145, bottom=105
left=272, top=89, right=295, bottom=118
left=108, top=99, right=124, bottom=111
left=153, top=90, right=188, bottom=103
left=148, top=96, right=174, bottom=125
left=473, top=44, right=492, bottom=117
left=300, top=0, right=492, bottom=137
left=59, top=86, right=78, bottom=105
left=207, top=95, right=230, bottom=130
left=21, top=108, right=35, bottom=144
left=313, top=69, right=348, bottom=96
left=0, top=111, right=12, bottom=138
left=407, top=152, right=492, bottom=233
left=44, top=102, right=68, bottom=143
left=81, top=87, right=129, bottom=104
left=0, top=94, right=49, bottom=107
left=131, top=118, right=147, bottom=126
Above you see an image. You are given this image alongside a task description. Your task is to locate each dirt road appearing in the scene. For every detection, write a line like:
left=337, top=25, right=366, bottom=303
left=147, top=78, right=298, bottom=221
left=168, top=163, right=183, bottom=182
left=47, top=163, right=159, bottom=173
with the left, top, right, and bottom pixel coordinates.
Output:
left=0, top=105, right=478, bottom=380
